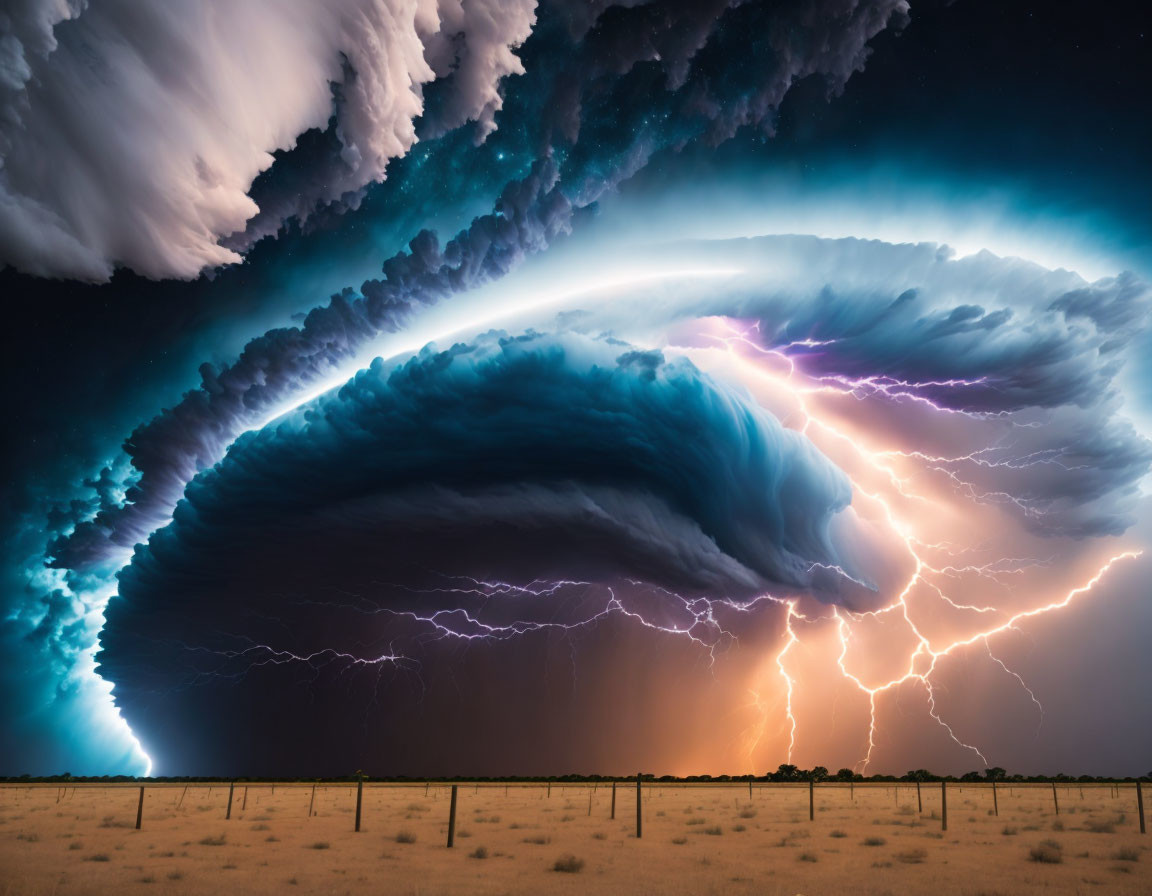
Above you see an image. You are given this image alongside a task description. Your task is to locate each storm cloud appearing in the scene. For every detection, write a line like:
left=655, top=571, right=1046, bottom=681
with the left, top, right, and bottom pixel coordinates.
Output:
left=0, top=0, right=536, bottom=280
left=98, top=331, right=853, bottom=772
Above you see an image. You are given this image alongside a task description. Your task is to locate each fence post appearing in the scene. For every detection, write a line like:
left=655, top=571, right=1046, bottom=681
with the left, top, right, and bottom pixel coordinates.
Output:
left=916, top=780, right=922, bottom=814
left=446, top=785, right=458, bottom=847
left=242, top=786, right=248, bottom=811
left=308, top=783, right=316, bottom=817
left=135, top=785, right=144, bottom=830
left=809, top=779, right=814, bottom=821
left=636, top=773, right=642, bottom=839
left=1137, top=781, right=1145, bottom=835
left=941, top=781, right=947, bottom=832
left=611, top=781, right=616, bottom=819
left=587, top=787, right=593, bottom=816
left=1051, top=782, right=1059, bottom=816
left=992, top=780, right=998, bottom=817
left=355, top=775, right=363, bottom=832
left=226, top=781, right=234, bottom=820
left=547, top=782, right=551, bottom=799
left=749, top=779, right=753, bottom=800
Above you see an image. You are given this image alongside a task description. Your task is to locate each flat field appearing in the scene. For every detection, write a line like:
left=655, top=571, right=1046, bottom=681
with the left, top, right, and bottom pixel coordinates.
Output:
left=0, top=781, right=1147, bottom=895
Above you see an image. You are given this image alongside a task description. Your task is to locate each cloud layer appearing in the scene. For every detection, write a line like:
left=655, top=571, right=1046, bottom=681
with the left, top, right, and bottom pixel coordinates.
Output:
left=0, top=0, right=535, bottom=280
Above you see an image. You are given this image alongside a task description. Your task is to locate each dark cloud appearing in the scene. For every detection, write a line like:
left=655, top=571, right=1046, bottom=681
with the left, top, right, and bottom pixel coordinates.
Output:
left=99, top=330, right=851, bottom=772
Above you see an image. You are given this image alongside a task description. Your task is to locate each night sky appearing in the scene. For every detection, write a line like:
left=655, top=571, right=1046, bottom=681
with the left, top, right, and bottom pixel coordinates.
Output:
left=2, top=1, right=1150, bottom=778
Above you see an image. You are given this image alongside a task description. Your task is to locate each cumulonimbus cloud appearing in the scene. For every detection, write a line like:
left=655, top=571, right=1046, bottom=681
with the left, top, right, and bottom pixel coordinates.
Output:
left=0, top=0, right=536, bottom=281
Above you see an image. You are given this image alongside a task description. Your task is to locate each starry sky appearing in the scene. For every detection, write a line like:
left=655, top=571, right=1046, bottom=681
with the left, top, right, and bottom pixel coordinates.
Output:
left=2, top=1, right=1150, bottom=778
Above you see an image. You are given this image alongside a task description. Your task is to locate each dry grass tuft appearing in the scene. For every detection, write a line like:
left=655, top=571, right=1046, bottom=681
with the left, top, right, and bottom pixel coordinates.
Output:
left=1029, top=840, right=1063, bottom=863
left=553, top=854, right=585, bottom=873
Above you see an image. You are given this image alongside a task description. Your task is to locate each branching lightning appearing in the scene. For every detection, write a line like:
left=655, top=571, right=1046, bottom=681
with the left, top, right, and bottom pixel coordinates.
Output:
left=703, top=317, right=1143, bottom=771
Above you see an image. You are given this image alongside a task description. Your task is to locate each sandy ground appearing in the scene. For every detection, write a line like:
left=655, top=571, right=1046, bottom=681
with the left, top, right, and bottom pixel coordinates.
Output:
left=0, top=781, right=1147, bottom=895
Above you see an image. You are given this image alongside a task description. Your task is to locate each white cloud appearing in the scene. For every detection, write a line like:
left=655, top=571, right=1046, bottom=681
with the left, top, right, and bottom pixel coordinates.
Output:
left=0, top=0, right=535, bottom=281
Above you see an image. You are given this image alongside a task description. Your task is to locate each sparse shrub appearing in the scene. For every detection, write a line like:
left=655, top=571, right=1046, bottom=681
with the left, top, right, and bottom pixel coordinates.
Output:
left=265, top=835, right=279, bottom=842
left=732, top=824, right=746, bottom=832
left=1029, top=840, right=1063, bottom=864
left=862, top=837, right=886, bottom=847
left=251, top=823, right=269, bottom=831
left=198, top=835, right=226, bottom=847
left=591, top=832, right=606, bottom=840
left=395, top=831, right=416, bottom=844
left=686, top=817, right=705, bottom=825
left=166, top=872, right=183, bottom=881
left=1051, top=820, right=1064, bottom=831
left=68, top=841, right=83, bottom=850
left=798, top=852, right=818, bottom=863
left=136, top=875, right=155, bottom=883
left=522, top=835, right=550, bottom=845
left=308, top=842, right=329, bottom=850
left=704, top=826, right=723, bottom=836
left=16, top=832, right=39, bottom=842
left=739, top=808, right=757, bottom=819
left=469, top=846, right=488, bottom=859
left=1001, top=826, right=1018, bottom=836
left=100, top=816, right=131, bottom=829
left=553, top=854, right=584, bottom=873
left=560, top=815, right=574, bottom=822
left=671, top=836, right=687, bottom=845
left=85, top=854, right=111, bottom=862
left=456, top=829, right=472, bottom=838
left=1086, top=820, right=1115, bottom=834
left=1112, top=847, right=1139, bottom=862
left=406, top=803, right=428, bottom=812
left=829, top=829, right=847, bottom=839
left=897, top=848, right=927, bottom=864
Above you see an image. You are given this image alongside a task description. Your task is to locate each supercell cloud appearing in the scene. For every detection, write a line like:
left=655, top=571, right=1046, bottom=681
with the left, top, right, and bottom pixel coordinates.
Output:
left=3, top=0, right=1151, bottom=777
